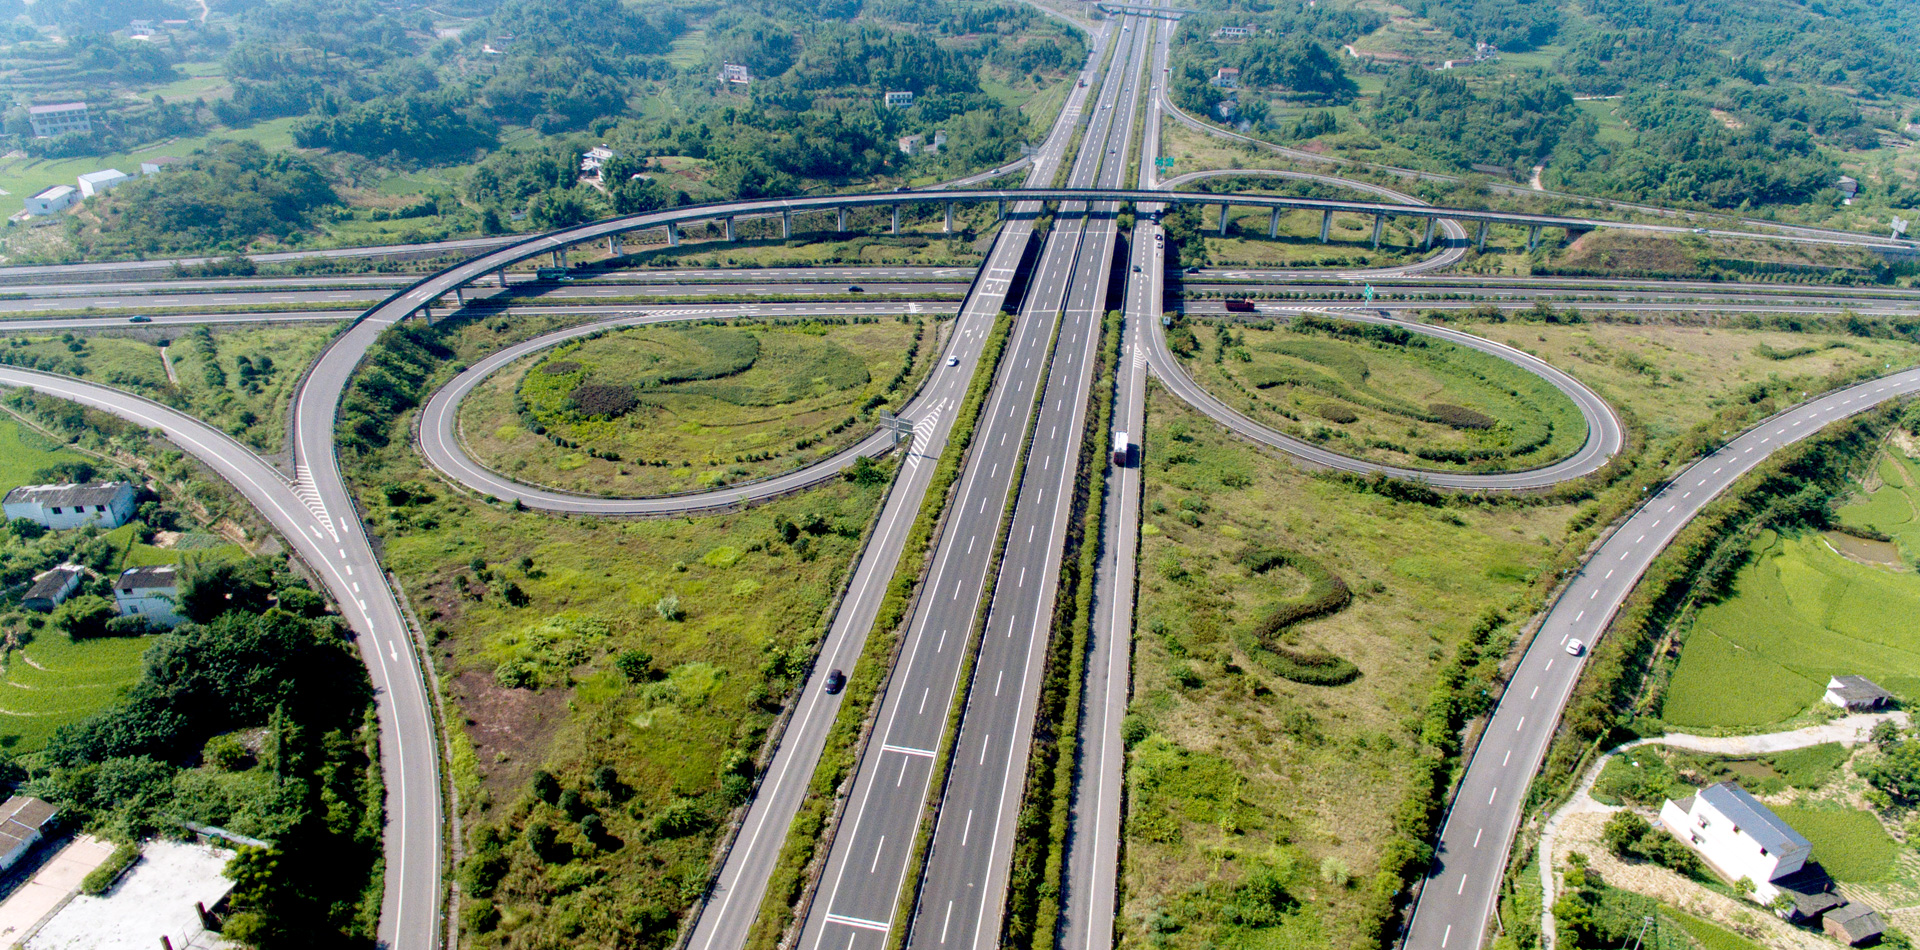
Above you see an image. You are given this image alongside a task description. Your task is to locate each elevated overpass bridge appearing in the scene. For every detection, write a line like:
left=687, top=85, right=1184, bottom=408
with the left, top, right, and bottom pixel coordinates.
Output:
left=360, top=186, right=1910, bottom=321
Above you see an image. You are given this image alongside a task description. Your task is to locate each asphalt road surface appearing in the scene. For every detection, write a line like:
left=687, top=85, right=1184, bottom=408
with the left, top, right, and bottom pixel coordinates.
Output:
left=1402, top=364, right=1920, bottom=950
left=796, top=12, right=1152, bottom=950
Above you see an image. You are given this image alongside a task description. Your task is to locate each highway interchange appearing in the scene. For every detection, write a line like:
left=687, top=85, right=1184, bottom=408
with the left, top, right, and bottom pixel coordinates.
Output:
left=3, top=7, right=1920, bottom=950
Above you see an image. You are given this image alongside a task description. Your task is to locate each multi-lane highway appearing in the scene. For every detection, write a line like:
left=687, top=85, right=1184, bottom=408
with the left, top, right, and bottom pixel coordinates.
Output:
left=1402, top=365, right=1920, bottom=950
left=796, top=11, right=1155, bottom=950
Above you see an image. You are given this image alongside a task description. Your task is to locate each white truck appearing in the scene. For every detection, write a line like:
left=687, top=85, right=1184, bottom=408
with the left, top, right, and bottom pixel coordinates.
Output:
left=1112, top=431, right=1130, bottom=467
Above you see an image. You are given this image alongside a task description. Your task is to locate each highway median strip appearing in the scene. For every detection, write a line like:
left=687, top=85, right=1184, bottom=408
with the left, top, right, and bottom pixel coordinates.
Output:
left=741, top=308, right=1017, bottom=950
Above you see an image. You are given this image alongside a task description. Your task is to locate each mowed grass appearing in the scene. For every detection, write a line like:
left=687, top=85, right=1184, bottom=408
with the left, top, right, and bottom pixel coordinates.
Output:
left=460, top=319, right=933, bottom=495
left=1663, top=529, right=1920, bottom=729
left=1465, top=320, right=1920, bottom=447
left=0, top=323, right=338, bottom=452
left=1121, top=385, right=1575, bottom=950
left=1775, top=805, right=1898, bottom=882
left=0, top=417, right=84, bottom=487
left=1179, top=319, right=1588, bottom=473
left=1200, top=206, right=1422, bottom=268
left=0, top=633, right=155, bottom=752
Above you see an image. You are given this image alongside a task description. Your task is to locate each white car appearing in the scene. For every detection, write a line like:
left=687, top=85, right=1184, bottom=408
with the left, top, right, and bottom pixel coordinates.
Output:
left=1565, top=639, right=1585, bottom=656
left=947, top=355, right=960, bottom=366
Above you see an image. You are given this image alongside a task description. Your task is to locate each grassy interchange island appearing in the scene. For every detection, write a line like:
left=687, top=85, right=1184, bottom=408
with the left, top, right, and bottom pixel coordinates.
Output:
left=1171, top=314, right=1590, bottom=473
left=456, top=317, right=939, bottom=496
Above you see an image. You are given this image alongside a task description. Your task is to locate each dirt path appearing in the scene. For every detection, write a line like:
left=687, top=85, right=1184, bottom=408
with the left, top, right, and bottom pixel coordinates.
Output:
left=1538, top=711, right=1906, bottom=949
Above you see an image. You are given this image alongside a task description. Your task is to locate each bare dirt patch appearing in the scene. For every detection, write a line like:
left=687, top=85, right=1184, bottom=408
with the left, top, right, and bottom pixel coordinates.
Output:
left=453, top=668, right=574, bottom=799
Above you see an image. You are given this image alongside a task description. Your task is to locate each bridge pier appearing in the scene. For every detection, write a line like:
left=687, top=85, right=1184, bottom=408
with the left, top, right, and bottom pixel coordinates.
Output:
left=944, top=201, right=954, bottom=233
left=1319, top=209, right=1332, bottom=243
left=997, top=199, right=1006, bottom=220
left=608, top=233, right=623, bottom=256
left=667, top=222, right=680, bottom=247
left=496, top=268, right=508, bottom=287
left=1527, top=225, right=1540, bottom=252
left=892, top=205, right=901, bottom=235
left=782, top=210, right=792, bottom=239
left=453, top=286, right=465, bottom=305
left=1217, top=203, right=1230, bottom=235
left=838, top=207, right=850, bottom=232
left=1370, top=213, right=1384, bottom=249
left=1269, top=207, right=1281, bottom=239
left=551, top=248, right=568, bottom=268
left=1476, top=221, right=1489, bottom=251
left=724, top=217, right=736, bottom=242
left=1422, top=218, right=1436, bottom=248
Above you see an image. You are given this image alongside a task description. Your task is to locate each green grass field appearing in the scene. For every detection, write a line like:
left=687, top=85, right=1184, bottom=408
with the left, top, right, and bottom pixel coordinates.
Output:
left=1837, top=450, right=1920, bottom=563
left=1, top=323, right=337, bottom=452
left=1667, top=909, right=1769, bottom=950
left=0, top=417, right=83, bottom=488
left=459, top=318, right=934, bottom=496
left=0, top=118, right=302, bottom=221
left=1775, top=805, right=1897, bottom=882
left=1121, top=385, right=1575, bottom=950
left=0, top=631, right=155, bottom=752
left=1177, top=318, right=1589, bottom=473
left=1663, top=526, right=1920, bottom=730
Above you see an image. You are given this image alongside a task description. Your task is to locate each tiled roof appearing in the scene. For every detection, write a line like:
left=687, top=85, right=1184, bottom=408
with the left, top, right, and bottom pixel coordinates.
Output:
left=1698, top=782, right=1809, bottom=857
left=23, top=566, right=82, bottom=601
left=117, top=565, right=178, bottom=590
left=3, top=481, right=131, bottom=508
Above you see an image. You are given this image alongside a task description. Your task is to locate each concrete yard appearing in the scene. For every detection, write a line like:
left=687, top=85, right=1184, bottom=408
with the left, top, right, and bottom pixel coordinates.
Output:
left=27, top=839, right=235, bottom=950
left=0, top=835, right=113, bottom=946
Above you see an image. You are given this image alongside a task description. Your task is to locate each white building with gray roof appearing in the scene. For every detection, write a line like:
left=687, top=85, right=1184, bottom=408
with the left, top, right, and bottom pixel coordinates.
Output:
left=1659, top=781, right=1810, bottom=902
left=3, top=481, right=137, bottom=531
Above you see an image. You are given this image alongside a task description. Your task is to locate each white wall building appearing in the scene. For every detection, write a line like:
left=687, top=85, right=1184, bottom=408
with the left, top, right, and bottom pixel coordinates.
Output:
left=77, top=169, right=132, bottom=198
left=139, top=156, right=183, bottom=175
left=21, top=565, right=84, bottom=612
left=113, top=565, right=184, bottom=628
left=3, top=482, right=137, bottom=530
left=0, top=796, right=57, bottom=872
left=719, top=62, right=753, bottom=84
left=883, top=90, right=915, bottom=108
left=24, top=185, right=78, bottom=216
left=28, top=102, right=90, bottom=138
left=1660, top=782, right=1811, bottom=902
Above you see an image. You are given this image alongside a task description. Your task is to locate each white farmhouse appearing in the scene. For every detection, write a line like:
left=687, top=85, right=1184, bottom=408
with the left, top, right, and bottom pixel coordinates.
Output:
left=1660, top=782, right=1810, bottom=902
left=24, top=185, right=78, bottom=216
left=21, top=565, right=85, bottom=612
left=0, top=796, right=57, bottom=872
left=113, top=565, right=184, bottom=628
left=883, top=90, right=915, bottom=109
left=1824, top=675, right=1893, bottom=711
left=3, top=481, right=138, bottom=530
left=76, top=169, right=132, bottom=197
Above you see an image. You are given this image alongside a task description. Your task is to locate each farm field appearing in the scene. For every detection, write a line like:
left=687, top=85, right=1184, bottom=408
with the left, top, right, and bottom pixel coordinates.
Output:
left=1775, top=805, right=1897, bottom=883
left=1836, top=449, right=1920, bottom=563
left=0, top=633, right=156, bottom=753
left=459, top=318, right=936, bottom=496
left=1173, top=315, right=1588, bottom=473
left=1663, top=526, right=1920, bottom=730
left=0, top=417, right=84, bottom=487
left=0, top=323, right=337, bottom=453
left=1120, top=384, right=1575, bottom=950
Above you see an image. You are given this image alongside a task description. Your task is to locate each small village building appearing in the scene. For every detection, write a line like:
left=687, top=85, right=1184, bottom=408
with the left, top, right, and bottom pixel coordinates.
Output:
left=3, top=482, right=137, bottom=530
left=898, top=134, right=924, bottom=155
left=21, top=565, right=85, bottom=612
left=24, top=185, right=78, bottom=216
left=113, top=565, right=183, bottom=629
left=581, top=145, right=616, bottom=177
left=1659, top=782, right=1810, bottom=903
left=0, top=796, right=58, bottom=872
left=28, top=102, right=90, bottom=138
left=139, top=157, right=183, bottom=175
left=883, top=90, right=915, bottom=108
left=128, top=19, right=154, bottom=37
left=1824, top=675, right=1894, bottom=711
left=76, top=169, right=132, bottom=198
left=1213, top=24, right=1254, bottom=39
left=719, top=62, right=753, bottom=85
left=1836, top=176, right=1861, bottom=200
left=1211, top=66, right=1240, bottom=88
left=1825, top=903, right=1887, bottom=946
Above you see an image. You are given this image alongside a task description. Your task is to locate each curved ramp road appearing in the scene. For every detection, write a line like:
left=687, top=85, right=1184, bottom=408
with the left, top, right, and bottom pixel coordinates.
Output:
left=1403, top=364, right=1920, bottom=950
left=417, top=308, right=970, bottom=515
left=1142, top=306, right=1625, bottom=490
left=0, top=367, right=439, bottom=949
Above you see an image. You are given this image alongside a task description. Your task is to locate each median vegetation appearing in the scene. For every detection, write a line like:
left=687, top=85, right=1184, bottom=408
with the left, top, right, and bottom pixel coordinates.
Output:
left=743, top=308, right=1015, bottom=950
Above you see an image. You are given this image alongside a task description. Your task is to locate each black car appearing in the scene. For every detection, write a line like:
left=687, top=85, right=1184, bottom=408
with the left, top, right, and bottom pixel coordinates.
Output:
left=824, top=669, right=847, bottom=694
left=846, top=285, right=864, bottom=293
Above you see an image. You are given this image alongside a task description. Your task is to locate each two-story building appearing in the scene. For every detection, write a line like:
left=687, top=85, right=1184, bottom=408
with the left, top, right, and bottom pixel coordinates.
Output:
left=3, top=481, right=138, bottom=531
left=113, top=565, right=183, bottom=628
left=883, top=90, right=915, bottom=109
left=1660, top=782, right=1810, bottom=902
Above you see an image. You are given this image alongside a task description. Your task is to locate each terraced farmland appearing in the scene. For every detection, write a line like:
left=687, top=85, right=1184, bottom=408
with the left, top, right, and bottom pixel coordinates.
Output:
left=0, top=634, right=154, bottom=752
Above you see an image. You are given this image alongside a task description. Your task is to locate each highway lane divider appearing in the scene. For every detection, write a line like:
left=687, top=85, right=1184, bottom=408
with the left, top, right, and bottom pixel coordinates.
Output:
left=1004, top=309, right=1122, bottom=950
left=888, top=302, right=1066, bottom=950
left=741, top=310, right=1016, bottom=950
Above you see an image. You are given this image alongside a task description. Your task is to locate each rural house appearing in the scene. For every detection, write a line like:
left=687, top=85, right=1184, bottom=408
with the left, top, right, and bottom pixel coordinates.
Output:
left=1824, top=675, right=1893, bottom=711
left=719, top=62, right=753, bottom=85
left=113, top=565, right=183, bottom=628
left=76, top=169, right=132, bottom=198
left=27, top=102, right=89, bottom=138
left=3, top=481, right=137, bottom=530
left=1825, top=903, right=1888, bottom=947
left=0, top=796, right=57, bottom=872
left=24, top=184, right=78, bottom=216
left=883, top=90, right=915, bottom=108
left=21, top=565, right=85, bottom=612
left=1659, top=782, right=1810, bottom=903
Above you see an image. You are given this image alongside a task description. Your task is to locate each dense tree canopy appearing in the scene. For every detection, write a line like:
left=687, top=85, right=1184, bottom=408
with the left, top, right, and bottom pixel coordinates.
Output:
left=70, top=141, right=338, bottom=256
